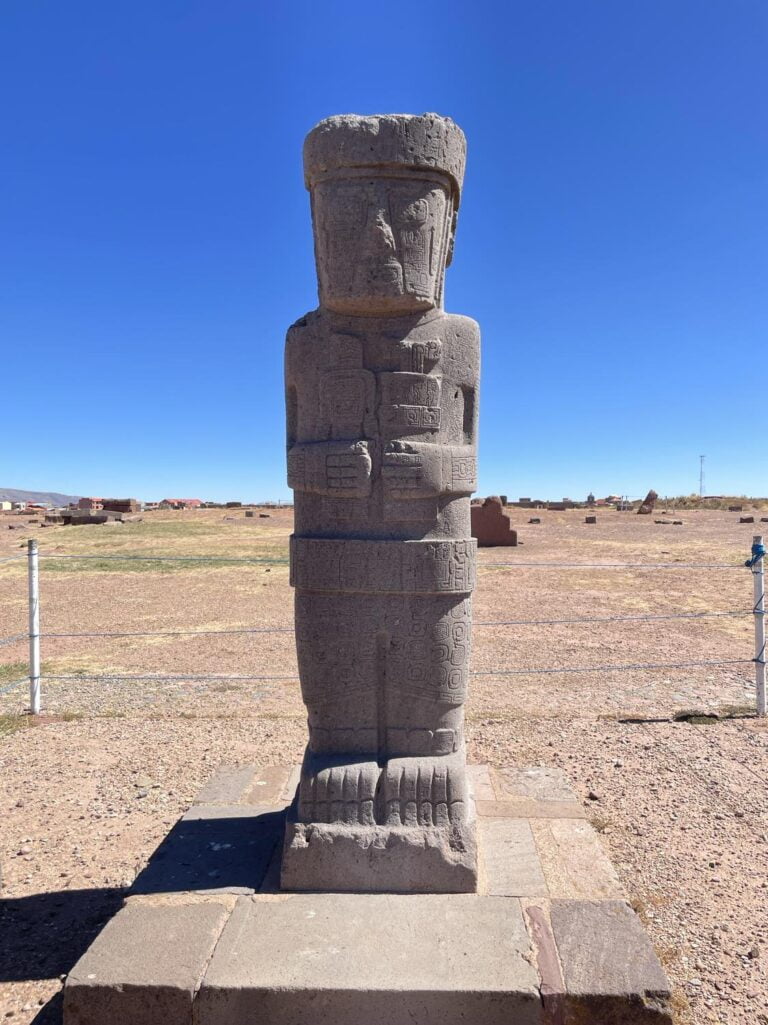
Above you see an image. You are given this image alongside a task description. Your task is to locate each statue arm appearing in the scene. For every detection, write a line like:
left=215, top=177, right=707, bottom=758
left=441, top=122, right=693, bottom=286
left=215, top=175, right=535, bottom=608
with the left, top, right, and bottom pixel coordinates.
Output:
left=288, top=439, right=373, bottom=498
left=382, top=441, right=477, bottom=498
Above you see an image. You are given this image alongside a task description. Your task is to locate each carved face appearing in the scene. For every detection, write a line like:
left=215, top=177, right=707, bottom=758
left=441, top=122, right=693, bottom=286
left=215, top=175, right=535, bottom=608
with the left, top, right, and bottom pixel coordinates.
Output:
left=312, top=175, right=452, bottom=315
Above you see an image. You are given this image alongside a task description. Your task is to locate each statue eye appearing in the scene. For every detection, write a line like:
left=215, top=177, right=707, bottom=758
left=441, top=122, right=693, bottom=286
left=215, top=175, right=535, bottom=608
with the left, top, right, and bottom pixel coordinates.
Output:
left=401, top=199, right=428, bottom=226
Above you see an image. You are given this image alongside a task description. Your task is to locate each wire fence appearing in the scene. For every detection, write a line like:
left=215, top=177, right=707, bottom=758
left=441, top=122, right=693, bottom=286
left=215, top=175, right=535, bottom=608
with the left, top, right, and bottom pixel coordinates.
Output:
left=0, top=537, right=764, bottom=717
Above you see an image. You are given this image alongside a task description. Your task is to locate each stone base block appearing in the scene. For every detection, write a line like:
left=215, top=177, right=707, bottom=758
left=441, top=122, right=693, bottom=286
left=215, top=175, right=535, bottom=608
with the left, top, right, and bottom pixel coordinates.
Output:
left=281, top=818, right=478, bottom=893
left=64, top=764, right=674, bottom=1025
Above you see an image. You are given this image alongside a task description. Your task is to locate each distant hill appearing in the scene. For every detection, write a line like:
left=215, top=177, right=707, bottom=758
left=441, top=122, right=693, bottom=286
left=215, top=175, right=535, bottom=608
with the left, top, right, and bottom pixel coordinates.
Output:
left=0, top=487, right=81, bottom=506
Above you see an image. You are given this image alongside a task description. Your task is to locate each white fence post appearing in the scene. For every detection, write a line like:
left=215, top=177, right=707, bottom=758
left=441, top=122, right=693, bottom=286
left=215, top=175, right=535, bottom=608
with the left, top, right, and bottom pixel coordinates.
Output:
left=752, top=534, right=766, bottom=717
left=28, top=538, right=41, bottom=715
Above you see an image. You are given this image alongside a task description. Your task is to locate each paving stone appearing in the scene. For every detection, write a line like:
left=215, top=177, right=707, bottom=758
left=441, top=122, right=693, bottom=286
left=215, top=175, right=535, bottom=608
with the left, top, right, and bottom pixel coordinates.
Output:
left=243, top=764, right=295, bottom=805
left=494, top=766, right=578, bottom=802
left=478, top=798, right=587, bottom=820
left=193, top=766, right=257, bottom=805
left=197, top=893, right=542, bottom=1025
left=467, top=762, right=497, bottom=800
left=64, top=901, right=230, bottom=1025
left=130, top=805, right=284, bottom=896
left=480, top=818, right=548, bottom=897
left=531, top=818, right=624, bottom=900
left=550, top=900, right=673, bottom=1022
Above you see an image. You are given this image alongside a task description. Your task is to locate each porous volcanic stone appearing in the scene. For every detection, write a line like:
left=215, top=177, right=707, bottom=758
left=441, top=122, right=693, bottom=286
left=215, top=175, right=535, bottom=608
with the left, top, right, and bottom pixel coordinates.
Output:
left=64, top=901, right=230, bottom=1025
left=550, top=899, right=673, bottom=1022
left=283, top=113, right=480, bottom=892
left=197, top=893, right=541, bottom=1025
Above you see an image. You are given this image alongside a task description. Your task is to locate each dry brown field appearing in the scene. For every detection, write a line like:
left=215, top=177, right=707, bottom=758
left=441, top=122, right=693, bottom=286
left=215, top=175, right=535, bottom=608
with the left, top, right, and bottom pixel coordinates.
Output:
left=1, top=505, right=767, bottom=1023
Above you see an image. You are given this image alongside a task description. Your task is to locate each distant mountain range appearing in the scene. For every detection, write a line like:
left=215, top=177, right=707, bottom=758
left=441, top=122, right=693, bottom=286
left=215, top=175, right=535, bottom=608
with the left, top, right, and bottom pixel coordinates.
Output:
left=0, top=488, right=81, bottom=506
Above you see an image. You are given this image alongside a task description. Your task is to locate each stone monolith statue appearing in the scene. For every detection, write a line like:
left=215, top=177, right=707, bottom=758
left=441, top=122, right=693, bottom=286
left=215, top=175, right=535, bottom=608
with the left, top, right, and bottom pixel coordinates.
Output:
left=281, top=114, right=479, bottom=892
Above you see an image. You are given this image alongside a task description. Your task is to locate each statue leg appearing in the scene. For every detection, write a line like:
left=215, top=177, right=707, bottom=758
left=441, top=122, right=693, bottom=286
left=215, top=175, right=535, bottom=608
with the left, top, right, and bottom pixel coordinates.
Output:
left=294, top=592, right=379, bottom=826
left=381, top=595, right=472, bottom=827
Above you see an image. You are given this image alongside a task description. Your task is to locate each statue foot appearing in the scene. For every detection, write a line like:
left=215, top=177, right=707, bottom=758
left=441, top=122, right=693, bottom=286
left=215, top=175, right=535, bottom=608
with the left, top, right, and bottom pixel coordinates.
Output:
left=297, top=752, right=379, bottom=826
left=382, top=751, right=469, bottom=828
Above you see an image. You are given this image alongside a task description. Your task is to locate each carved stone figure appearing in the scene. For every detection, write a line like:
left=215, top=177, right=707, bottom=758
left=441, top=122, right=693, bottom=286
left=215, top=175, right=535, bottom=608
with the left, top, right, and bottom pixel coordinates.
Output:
left=281, top=114, right=479, bottom=892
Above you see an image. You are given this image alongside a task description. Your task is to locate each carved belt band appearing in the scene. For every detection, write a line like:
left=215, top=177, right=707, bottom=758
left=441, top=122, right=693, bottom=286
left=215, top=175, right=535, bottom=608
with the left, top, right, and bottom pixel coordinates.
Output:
left=289, top=536, right=476, bottom=595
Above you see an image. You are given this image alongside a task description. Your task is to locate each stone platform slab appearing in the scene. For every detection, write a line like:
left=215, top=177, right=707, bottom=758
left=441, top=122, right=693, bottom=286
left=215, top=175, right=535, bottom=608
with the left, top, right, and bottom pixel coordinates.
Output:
left=64, top=764, right=673, bottom=1024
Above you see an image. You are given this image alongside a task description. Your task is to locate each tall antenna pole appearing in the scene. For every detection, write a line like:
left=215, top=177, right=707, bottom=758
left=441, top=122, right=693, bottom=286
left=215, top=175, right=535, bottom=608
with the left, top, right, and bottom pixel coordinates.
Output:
left=699, top=454, right=706, bottom=498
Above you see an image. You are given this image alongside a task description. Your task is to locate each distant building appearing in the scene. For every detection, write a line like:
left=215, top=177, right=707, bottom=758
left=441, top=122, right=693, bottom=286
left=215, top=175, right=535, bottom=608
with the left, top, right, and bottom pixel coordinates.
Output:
left=102, top=498, right=140, bottom=514
left=11, top=501, right=26, bottom=511
left=78, top=497, right=104, bottom=511
left=0, top=501, right=11, bottom=511
left=160, top=498, right=203, bottom=510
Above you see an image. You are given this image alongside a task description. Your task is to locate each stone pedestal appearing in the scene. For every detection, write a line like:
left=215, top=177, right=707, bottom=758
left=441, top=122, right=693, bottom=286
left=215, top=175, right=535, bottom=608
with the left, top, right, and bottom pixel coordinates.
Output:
left=64, top=764, right=674, bottom=1025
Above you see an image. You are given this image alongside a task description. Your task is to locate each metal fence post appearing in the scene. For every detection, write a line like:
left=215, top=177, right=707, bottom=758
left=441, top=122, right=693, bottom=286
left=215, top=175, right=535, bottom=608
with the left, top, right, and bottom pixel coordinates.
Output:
left=751, top=534, right=766, bottom=717
left=28, top=538, right=40, bottom=715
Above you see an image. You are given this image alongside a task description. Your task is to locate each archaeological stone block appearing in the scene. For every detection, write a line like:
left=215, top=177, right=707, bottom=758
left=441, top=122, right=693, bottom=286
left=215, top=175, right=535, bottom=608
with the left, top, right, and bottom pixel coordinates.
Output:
left=64, top=901, right=230, bottom=1025
left=637, top=489, right=658, bottom=515
left=197, top=893, right=541, bottom=1025
left=549, top=900, right=673, bottom=1022
left=282, top=113, right=480, bottom=892
left=471, top=495, right=518, bottom=546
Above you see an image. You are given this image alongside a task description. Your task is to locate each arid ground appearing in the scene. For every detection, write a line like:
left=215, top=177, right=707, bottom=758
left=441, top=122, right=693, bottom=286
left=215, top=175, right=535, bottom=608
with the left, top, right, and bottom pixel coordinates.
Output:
left=1, top=506, right=767, bottom=1023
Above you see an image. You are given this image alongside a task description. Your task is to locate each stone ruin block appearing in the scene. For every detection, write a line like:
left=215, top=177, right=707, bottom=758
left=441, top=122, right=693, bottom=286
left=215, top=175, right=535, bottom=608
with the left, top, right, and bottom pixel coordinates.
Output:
left=637, top=489, right=658, bottom=515
left=471, top=496, right=518, bottom=547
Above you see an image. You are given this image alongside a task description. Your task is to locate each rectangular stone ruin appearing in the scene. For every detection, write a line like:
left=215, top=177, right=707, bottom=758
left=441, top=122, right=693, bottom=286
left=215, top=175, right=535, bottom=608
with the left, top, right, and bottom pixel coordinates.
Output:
left=471, top=495, right=518, bottom=547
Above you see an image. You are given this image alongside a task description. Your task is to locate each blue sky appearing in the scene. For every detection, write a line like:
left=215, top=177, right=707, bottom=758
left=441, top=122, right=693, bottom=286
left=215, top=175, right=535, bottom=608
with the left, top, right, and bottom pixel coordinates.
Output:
left=2, top=1, right=766, bottom=502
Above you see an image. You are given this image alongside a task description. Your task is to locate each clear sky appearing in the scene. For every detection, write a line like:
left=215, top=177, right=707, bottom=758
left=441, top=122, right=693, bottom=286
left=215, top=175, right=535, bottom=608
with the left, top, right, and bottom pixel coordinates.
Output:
left=2, top=1, right=766, bottom=502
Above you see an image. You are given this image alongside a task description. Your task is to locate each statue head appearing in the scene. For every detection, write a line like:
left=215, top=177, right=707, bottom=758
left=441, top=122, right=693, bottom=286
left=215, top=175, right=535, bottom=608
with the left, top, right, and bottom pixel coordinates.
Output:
left=304, top=114, right=466, bottom=316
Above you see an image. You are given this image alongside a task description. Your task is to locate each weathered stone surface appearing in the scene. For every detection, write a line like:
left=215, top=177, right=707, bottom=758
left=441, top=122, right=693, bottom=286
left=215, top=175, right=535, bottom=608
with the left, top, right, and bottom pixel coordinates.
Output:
left=471, top=495, right=518, bottom=546
left=478, top=798, right=587, bottom=820
left=480, top=818, right=548, bottom=897
left=530, top=819, right=624, bottom=900
left=194, top=765, right=257, bottom=805
left=284, top=113, right=479, bottom=892
left=637, top=489, right=658, bottom=515
left=242, top=763, right=296, bottom=805
left=64, top=901, right=230, bottom=1025
left=494, top=765, right=578, bottom=802
left=197, top=893, right=541, bottom=1025
left=130, top=805, right=283, bottom=896
left=550, top=900, right=673, bottom=1022
left=466, top=761, right=497, bottom=800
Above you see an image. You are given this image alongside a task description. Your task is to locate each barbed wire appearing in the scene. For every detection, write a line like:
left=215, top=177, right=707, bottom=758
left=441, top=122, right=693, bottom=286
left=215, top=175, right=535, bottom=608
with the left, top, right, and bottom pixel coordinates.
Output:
left=482, top=561, right=746, bottom=570
left=0, top=678, right=28, bottom=697
left=0, top=633, right=27, bottom=647
left=475, top=610, right=750, bottom=626
left=41, top=627, right=294, bottom=639
left=26, top=608, right=750, bottom=641
left=37, top=554, right=287, bottom=564
left=4, top=551, right=749, bottom=570
left=40, top=672, right=300, bottom=682
left=30, top=657, right=753, bottom=686
left=472, top=658, right=753, bottom=676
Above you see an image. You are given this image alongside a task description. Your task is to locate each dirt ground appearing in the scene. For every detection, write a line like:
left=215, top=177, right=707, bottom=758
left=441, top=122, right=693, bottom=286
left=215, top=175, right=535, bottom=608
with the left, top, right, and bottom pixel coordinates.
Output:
left=1, top=506, right=767, bottom=1023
